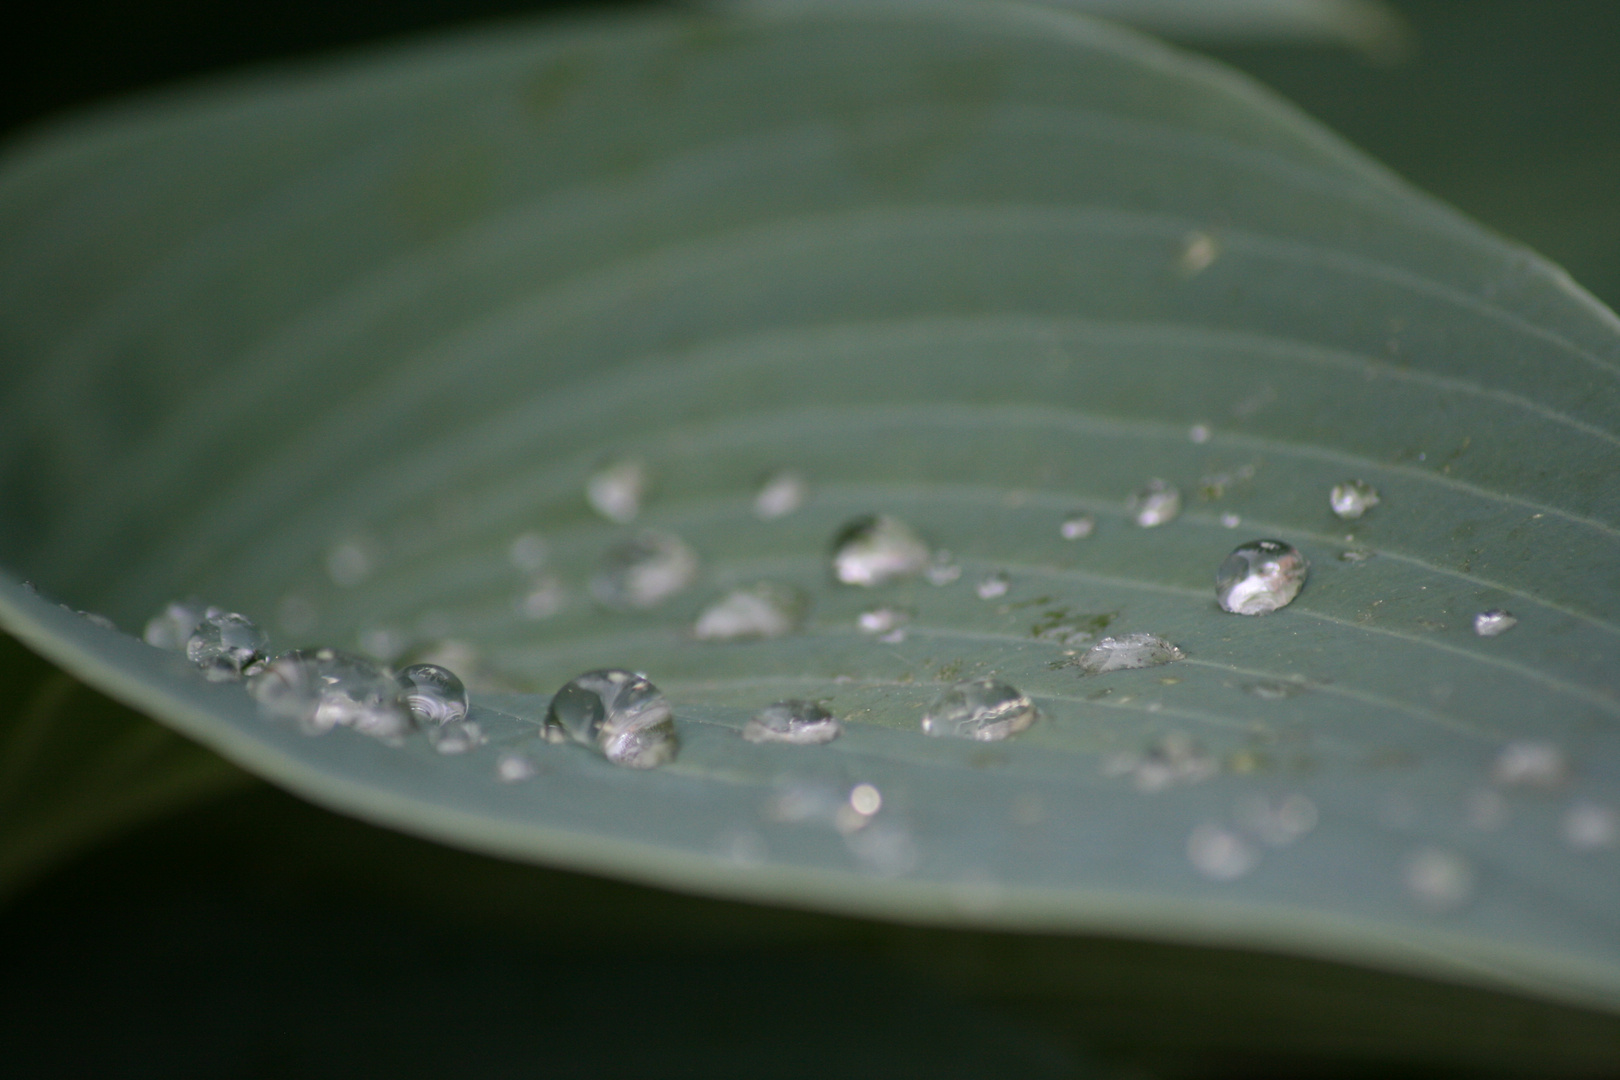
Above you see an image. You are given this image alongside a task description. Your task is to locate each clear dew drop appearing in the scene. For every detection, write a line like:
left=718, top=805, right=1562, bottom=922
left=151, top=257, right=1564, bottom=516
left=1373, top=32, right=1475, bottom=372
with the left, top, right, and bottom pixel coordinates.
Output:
left=1563, top=801, right=1618, bottom=851
left=744, top=699, right=842, bottom=745
left=1059, top=514, right=1095, bottom=541
left=1216, top=539, right=1309, bottom=615
left=248, top=648, right=413, bottom=742
left=185, top=609, right=269, bottom=682
left=591, top=531, right=699, bottom=610
left=1076, top=632, right=1185, bottom=675
left=831, top=514, right=931, bottom=587
left=975, top=571, right=1010, bottom=600
left=1127, top=479, right=1182, bottom=527
left=1491, top=740, right=1568, bottom=788
left=508, top=532, right=549, bottom=573
left=1404, top=847, right=1474, bottom=912
left=753, top=470, right=808, bottom=520
left=1474, top=609, right=1518, bottom=637
left=495, top=752, right=538, bottom=783
left=396, top=663, right=469, bottom=726
left=545, top=668, right=677, bottom=769
left=586, top=457, right=648, bottom=524
left=692, top=581, right=806, bottom=642
left=143, top=599, right=208, bottom=651
left=921, top=677, right=1038, bottom=741
left=1187, top=822, right=1259, bottom=882
left=924, top=550, right=962, bottom=586
left=427, top=720, right=486, bottom=755
left=1329, top=480, right=1381, bottom=520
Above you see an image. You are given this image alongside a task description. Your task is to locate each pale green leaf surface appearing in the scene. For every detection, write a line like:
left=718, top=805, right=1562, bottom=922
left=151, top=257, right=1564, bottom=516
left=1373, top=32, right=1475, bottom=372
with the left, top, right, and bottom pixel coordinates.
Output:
left=1, top=0, right=1618, bottom=1011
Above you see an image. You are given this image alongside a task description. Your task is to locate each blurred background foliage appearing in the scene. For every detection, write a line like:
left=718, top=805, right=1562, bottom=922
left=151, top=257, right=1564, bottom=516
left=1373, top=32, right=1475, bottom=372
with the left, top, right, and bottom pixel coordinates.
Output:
left=2, top=2, right=1617, bottom=1076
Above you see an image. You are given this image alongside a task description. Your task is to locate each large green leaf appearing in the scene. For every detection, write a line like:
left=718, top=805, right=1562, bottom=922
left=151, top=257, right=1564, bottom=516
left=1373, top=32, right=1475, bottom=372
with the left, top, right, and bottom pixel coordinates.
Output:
left=2, top=0, right=1617, bottom=1015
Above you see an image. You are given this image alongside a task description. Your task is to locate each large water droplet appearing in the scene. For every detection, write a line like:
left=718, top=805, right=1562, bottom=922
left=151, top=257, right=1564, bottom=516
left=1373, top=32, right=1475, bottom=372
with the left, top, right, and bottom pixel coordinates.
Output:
left=1187, top=822, right=1258, bottom=881
left=743, top=699, right=842, bottom=745
left=975, top=571, right=1010, bottom=600
left=1491, top=740, right=1568, bottom=788
left=922, top=677, right=1037, bottom=741
left=591, top=531, right=699, bottom=610
left=1077, top=632, right=1184, bottom=674
left=1404, top=847, right=1474, bottom=912
left=692, top=581, right=806, bottom=641
left=545, top=668, right=677, bottom=768
left=831, top=515, right=930, bottom=587
left=248, top=648, right=413, bottom=742
left=586, top=457, right=648, bottom=523
left=1216, top=540, right=1309, bottom=615
left=185, top=609, right=268, bottom=682
left=143, top=599, right=208, bottom=651
left=1059, top=514, right=1095, bottom=541
left=753, top=470, right=808, bottom=520
left=1329, top=480, right=1380, bottom=520
left=1128, top=480, right=1181, bottom=527
left=396, top=663, right=469, bottom=726
left=1473, top=609, right=1518, bottom=637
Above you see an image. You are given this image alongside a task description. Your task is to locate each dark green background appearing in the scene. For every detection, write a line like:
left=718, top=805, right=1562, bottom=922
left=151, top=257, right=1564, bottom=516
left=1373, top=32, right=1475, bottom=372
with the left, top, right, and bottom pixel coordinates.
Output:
left=3, top=4, right=1617, bottom=1076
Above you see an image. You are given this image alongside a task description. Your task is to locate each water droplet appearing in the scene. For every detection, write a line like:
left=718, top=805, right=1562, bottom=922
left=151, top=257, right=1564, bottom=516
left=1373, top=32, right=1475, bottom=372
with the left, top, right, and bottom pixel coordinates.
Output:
left=248, top=648, right=413, bottom=742
left=586, top=457, right=648, bottom=523
left=1473, top=609, right=1517, bottom=637
left=1233, top=793, right=1317, bottom=846
left=1338, top=548, right=1374, bottom=563
left=921, top=677, right=1038, bottom=741
left=1219, top=512, right=1242, bottom=529
left=325, top=536, right=379, bottom=588
left=591, top=531, right=699, bottom=609
left=857, top=606, right=910, bottom=636
left=427, top=720, right=486, bottom=755
left=753, top=470, right=807, bottom=520
left=743, top=699, right=842, bottom=745
left=975, top=571, right=1010, bottom=600
left=1179, top=231, right=1219, bottom=275
left=396, top=663, right=469, bottom=726
left=1404, top=847, right=1474, bottom=912
left=1128, top=480, right=1182, bottom=527
left=1188, top=423, right=1212, bottom=444
left=509, top=532, right=549, bottom=573
left=516, top=575, right=569, bottom=620
left=185, top=609, right=268, bottom=681
left=1187, top=822, right=1258, bottom=881
left=831, top=515, right=930, bottom=587
left=848, top=783, right=883, bottom=817
left=1077, top=632, right=1184, bottom=675
left=496, top=752, right=538, bottom=783
left=1491, top=740, right=1568, bottom=788
left=1216, top=540, right=1309, bottom=615
left=144, top=599, right=208, bottom=650
left=1562, top=801, right=1618, bottom=851
left=545, top=668, right=677, bottom=769
left=924, top=550, right=962, bottom=586
left=1329, top=480, right=1380, bottom=520
left=692, top=581, right=806, bottom=641
left=1060, top=514, right=1095, bottom=541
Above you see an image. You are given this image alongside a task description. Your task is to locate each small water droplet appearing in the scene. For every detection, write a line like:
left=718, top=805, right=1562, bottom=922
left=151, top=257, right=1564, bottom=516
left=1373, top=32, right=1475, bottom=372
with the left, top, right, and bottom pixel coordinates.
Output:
left=509, top=532, right=549, bottom=573
left=496, top=752, right=538, bottom=783
left=1473, top=609, right=1517, bottom=637
left=1179, top=231, right=1219, bottom=275
left=427, top=719, right=486, bottom=755
left=1216, top=539, right=1309, bottom=615
left=848, top=783, right=883, bottom=817
left=1128, top=480, right=1182, bottom=527
left=185, top=609, right=268, bottom=681
left=857, top=606, right=910, bottom=636
left=1233, top=793, right=1317, bottom=846
left=1077, top=632, right=1184, bottom=675
left=586, top=457, right=648, bottom=523
left=516, top=575, right=569, bottom=620
left=1187, top=822, right=1258, bottom=881
left=1059, top=514, right=1095, bottom=540
left=325, top=536, right=379, bottom=588
left=1329, top=480, right=1380, bottom=520
left=545, top=668, right=677, bottom=768
left=921, top=677, right=1038, bottom=741
left=248, top=648, right=413, bottom=742
left=975, top=571, right=1010, bottom=600
left=743, top=699, right=842, bottom=745
left=1338, top=548, right=1374, bottom=563
left=1563, top=801, right=1618, bottom=851
left=753, top=470, right=808, bottom=520
left=1491, top=740, right=1568, bottom=788
left=692, top=581, right=806, bottom=641
left=396, top=663, right=469, bottom=726
left=924, top=550, right=962, bottom=585
left=832, top=515, right=931, bottom=587
left=144, top=599, right=208, bottom=650
left=591, top=531, right=699, bottom=610
left=1219, top=512, right=1242, bottom=528
left=1188, top=423, right=1212, bottom=444
left=1404, top=847, right=1474, bottom=912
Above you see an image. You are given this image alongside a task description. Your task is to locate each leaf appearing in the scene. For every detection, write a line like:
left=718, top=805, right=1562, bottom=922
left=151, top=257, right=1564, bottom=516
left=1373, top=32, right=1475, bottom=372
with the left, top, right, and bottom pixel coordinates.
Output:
left=1, top=0, right=1618, bottom=1016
